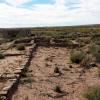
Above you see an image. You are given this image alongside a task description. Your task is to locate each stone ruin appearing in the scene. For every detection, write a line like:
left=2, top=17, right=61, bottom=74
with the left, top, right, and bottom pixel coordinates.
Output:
left=0, top=34, right=80, bottom=100
left=0, top=44, right=37, bottom=100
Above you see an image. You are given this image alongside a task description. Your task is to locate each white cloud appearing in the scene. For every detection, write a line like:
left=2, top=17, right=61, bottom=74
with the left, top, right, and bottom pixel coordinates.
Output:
left=0, top=0, right=100, bottom=28
left=5, top=0, right=32, bottom=6
left=55, top=0, right=66, bottom=6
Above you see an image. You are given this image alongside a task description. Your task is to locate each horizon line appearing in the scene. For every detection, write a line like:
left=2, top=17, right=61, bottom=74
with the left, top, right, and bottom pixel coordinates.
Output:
left=0, top=23, right=100, bottom=29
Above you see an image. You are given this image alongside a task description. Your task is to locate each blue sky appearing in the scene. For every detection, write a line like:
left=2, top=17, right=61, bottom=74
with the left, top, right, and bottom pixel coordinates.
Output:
left=0, top=0, right=100, bottom=28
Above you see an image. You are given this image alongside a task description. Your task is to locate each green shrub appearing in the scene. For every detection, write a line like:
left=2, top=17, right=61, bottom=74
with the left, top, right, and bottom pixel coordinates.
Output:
left=0, top=53, right=5, bottom=59
left=81, top=55, right=92, bottom=68
left=70, top=50, right=86, bottom=64
left=83, top=86, right=100, bottom=100
left=90, top=44, right=98, bottom=55
left=90, top=44, right=100, bottom=62
left=16, top=44, right=25, bottom=51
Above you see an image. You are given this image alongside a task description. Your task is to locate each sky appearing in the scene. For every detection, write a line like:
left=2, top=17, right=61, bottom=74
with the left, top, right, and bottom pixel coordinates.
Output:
left=0, top=0, right=100, bottom=28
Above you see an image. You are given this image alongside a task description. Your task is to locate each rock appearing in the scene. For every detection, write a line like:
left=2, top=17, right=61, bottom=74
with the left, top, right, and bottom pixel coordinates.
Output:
left=9, top=79, right=17, bottom=83
left=3, top=86, right=11, bottom=91
left=69, top=65, right=73, bottom=68
left=0, top=91, right=7, bottom=95
left=88, top=62, right=97, bottom=68
left=6, top=74, right=16, bottom=79
left=16, top=66, right=25, bottom=70
left=70, top=40, right=80, bottom=48
left=0, top=96, right=6, bottom=100
left=14, top=69, right=21, bottom=74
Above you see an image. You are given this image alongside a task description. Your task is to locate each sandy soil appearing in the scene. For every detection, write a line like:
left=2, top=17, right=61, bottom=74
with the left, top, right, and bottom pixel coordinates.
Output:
left=0, top=46, right=32, bottom=73
left=0, top=46, right=32, bottom=91
left=12, top=47, right=100, bottom=100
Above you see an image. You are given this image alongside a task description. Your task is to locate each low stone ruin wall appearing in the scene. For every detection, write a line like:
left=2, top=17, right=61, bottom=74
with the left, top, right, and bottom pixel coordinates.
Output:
left=34, top=37, right=51, bottom=46
left=0, top=44, right=37, bottom=100
left=13, top=38, right=33, bottom=44
left=34, top=37, right=80, bottom=48
left=0, top=37, right=80, bottom=100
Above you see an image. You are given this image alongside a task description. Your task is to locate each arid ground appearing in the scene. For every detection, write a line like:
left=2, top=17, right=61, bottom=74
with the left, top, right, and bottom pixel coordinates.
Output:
left=12, top=46, right=100, bottom=100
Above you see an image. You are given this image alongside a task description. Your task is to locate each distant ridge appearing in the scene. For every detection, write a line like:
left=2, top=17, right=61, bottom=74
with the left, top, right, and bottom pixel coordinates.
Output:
left=0, top=24, right=100, bottom=29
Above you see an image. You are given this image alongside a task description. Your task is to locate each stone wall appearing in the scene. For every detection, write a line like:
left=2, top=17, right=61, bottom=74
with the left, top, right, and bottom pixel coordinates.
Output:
left=0, top=44, right=37, bottom=100
left=34, top=37, right=79, bottom=48
left=0, top=37, right=80, bottom=100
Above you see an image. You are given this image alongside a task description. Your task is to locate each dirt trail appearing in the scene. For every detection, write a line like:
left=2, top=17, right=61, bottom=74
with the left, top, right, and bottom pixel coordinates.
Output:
left=12, top=47, right=100, bottom=100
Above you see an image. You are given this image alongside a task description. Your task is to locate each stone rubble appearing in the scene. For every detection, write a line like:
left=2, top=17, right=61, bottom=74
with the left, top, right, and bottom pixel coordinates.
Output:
left=0, top=44, right=37, bottom=100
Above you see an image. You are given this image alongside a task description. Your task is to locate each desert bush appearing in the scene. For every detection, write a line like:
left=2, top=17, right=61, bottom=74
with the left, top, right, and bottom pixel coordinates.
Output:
left=84, top=38, right=91, bottom=44
left=97, top=67, right=100, bottom=77
left=0, top=53, right=5, bottom=59
left=90, top=44, right=100, bottom=62
left=94, top=51, right=100, bottom=62
left=25, top=96, right=29, bottom=100
left=80, top=55, right=92, bottom=68
left=54, top=85, right=62, bottom=93
left=90, top=44, right=98, bottom=55
left=16, top=44, right=25, bottom=51
left=54, top=67, right=60, bottom=73
left=83, top=85, right=100, bottom=100
left=92, top=33, right=100, bottom=43
left=20, top=77, right=34, bottom=84
left=70, top=50, right=86, bottom=64
left=95, top=41, right=100, bottom=45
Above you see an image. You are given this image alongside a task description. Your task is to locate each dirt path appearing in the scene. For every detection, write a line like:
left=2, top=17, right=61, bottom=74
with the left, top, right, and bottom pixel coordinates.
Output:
left=12, top=47, right=100, bottom=100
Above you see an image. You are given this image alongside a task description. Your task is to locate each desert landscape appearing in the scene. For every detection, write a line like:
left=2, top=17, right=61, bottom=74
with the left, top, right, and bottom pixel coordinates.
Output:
left=0, top=25, right=99, bottom=100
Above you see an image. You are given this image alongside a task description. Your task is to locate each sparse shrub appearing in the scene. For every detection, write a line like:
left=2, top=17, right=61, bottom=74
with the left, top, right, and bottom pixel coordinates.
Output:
left=0, top=53, right=5, bottom=59
left=80, top=55, right=92, bottom=68
left=16, top=44, right=25, bottom=51
left=70, top=50, right=86, bottom=64
left=98, top=67, right=100, bottom=77
left=21, top=69, right=27, bottom=77
left=83, top=85, right=100, bottom=100
left=54, top=67, right=60, bottom=73
left=84, top=38, right=91, bottom=44
left=25, top=96, right=29, bottom=100
left=90, top=44, right=98, bottom=55
left=90, top=44, right=100, bottom=62
left=95, top=41, right=100, bottom=45
left=20, top=78, right=34, bottom=84
left=94, top=51, right=100, bottom=63
left=92, top=33, right=100, bottom=44
left=54, top=85, right=62, bottom=93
